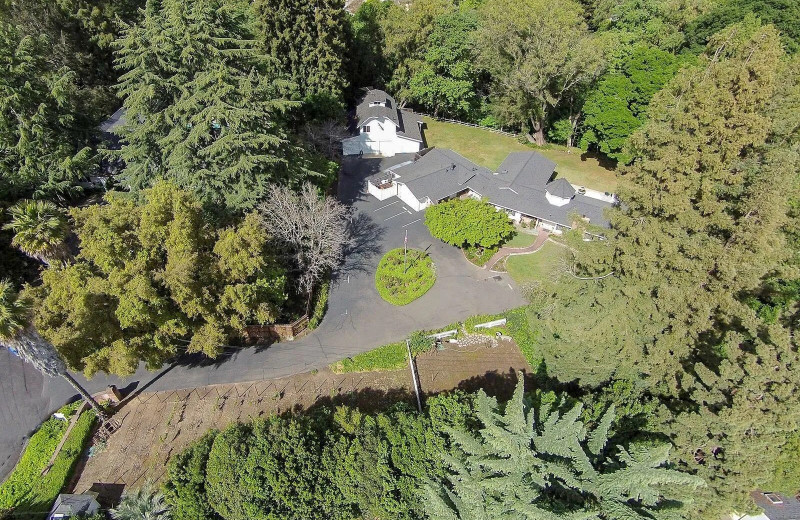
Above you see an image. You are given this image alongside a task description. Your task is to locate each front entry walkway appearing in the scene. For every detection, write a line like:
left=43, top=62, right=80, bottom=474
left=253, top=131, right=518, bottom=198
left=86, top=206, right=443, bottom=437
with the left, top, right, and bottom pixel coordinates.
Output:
left=485, top=230, right=550, bottom=272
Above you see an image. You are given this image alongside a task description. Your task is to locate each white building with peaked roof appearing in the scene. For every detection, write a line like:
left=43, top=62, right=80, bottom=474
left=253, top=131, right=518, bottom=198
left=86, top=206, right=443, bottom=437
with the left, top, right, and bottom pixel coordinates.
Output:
left=342, top=89, right=425, bottom=157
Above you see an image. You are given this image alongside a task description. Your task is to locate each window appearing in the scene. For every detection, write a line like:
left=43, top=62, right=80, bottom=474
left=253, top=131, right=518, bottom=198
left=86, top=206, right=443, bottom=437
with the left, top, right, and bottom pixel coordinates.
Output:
left=765, top=493, right=783, bottom=504
left=369, top=101, right=385, bottom=107
left=362, top=126, right=371, bottom=133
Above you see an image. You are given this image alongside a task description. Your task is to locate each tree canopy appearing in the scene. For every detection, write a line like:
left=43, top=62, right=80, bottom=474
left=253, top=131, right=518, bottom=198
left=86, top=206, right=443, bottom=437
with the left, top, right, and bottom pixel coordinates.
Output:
left=30, top=182, right=287, bottom=376
left=425, top=198, right=514, bottom=249
left=114, top=0, right=309, bottom=213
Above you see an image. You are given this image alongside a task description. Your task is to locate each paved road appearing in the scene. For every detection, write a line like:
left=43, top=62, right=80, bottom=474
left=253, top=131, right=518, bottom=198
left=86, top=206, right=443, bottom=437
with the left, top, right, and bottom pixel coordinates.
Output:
left=0, top=154, right=524, bottom=480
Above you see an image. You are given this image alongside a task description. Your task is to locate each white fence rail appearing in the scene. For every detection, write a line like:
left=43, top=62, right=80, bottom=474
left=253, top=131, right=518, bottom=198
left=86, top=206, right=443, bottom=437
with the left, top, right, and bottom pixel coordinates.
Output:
left=474, top=318, right=507, bottom=329
left=416, top=112, right=520, bottom=138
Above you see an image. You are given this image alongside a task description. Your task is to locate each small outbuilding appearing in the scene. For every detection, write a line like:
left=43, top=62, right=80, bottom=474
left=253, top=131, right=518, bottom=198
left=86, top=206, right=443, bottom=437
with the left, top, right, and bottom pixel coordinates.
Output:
left=47, top=493, right=101, bottom=520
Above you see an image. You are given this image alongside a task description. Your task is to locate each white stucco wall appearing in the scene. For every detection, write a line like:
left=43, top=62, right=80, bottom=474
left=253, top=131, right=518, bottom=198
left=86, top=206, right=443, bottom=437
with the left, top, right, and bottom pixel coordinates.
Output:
left=343, top=117, right=422, bottom=157
left=397, top=183, right=424, bottom=211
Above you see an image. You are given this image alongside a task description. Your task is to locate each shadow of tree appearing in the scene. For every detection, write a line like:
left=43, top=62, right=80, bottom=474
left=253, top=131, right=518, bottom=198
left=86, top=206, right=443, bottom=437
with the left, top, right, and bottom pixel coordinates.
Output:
left=335, top=211, right=384, bottom=280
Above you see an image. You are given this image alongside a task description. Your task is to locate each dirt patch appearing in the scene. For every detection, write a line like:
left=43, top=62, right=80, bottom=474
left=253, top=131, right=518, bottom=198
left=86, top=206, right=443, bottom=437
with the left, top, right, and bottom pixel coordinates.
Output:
left=69, top=340, right=530, bottom=494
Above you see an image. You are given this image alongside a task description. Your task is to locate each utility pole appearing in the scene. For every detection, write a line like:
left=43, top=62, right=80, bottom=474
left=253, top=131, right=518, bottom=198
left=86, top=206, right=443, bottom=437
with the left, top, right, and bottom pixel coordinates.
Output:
left=406, top=339, right=423, bottom=412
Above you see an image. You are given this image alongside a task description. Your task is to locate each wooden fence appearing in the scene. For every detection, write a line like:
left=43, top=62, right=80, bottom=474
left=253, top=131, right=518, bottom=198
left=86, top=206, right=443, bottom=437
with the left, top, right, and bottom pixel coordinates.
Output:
left=416, top=112, right=521, bottom=138
left=244, top=315, right=309, bottom=343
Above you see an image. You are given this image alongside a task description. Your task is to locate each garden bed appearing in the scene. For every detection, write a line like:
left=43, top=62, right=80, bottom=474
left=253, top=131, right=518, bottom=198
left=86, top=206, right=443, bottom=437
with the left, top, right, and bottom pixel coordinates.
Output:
left=0, top=402, right=96, bottom=517
left=375, top=248, right=436, bottom=305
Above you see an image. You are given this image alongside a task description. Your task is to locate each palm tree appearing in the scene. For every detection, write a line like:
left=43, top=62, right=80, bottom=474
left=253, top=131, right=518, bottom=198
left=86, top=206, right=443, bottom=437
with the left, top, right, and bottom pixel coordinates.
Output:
left=0, top=280, right=107, bottom=420
left=3, top=200, right=71, bottom=266
left=111, top=485, right=171, bottom=520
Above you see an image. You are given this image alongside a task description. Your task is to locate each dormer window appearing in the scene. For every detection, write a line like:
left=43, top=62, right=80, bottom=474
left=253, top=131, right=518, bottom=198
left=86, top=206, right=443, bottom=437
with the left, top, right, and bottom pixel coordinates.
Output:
left=362, top=126, right=371, bottom=133
left=369, top=100, right=386, bottom=107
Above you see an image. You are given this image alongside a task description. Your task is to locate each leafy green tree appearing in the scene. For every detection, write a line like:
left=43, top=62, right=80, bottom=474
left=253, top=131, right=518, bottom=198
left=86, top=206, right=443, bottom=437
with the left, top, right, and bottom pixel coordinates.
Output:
left=685, top=0, right=800, bottom=54
left=0, top=280, right=107, bottom=419
left=407, top=10, right=481, bottom=119
left=587, top=0, right=708, bottom=51
left=347, top=0, right=392, bottom=93
left=579, top=44, right=681, bottom=162
left=30, top=182, right=287, bottom=377
left=251, top=0, right=348, bottom=110
left=425, top=377, right=703, bottom=519
left=425, top=198, right=514, bottom=250
left=0, top=23, right=95, bottom=200
left=111, top=485, right=171, bottom=520
left=475, top=0, right=607, bottom=144
left=3, top=200, right=71, bottom=266
left=114, top=0, right=302, bottom=213
left=164, top=432, right=220, bottom=520
left=381, top=0, right=454, bottom=100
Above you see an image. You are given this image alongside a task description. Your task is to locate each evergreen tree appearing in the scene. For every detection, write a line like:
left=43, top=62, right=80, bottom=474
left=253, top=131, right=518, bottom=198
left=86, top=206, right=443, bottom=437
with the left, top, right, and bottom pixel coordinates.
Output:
left=426, top=377, right=703, bottom=519
left=250, top=0, right=348, bottom=115
left=114, top=0, right=301, bottom=213
left=0, top=23, right=95, bottom=200
left=29, top=182, right=287, bottom=377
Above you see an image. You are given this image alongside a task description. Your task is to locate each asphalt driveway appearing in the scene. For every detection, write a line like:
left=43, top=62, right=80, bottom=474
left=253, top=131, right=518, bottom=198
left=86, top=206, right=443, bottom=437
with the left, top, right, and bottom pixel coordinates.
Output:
left=0, top=154, right=524, bottom=480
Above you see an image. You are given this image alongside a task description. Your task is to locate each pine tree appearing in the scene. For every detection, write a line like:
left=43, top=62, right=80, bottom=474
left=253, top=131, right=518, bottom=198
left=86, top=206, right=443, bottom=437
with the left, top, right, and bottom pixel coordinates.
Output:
left=426, top=376, right=703, bottom=519
left=114, top=0, right=300, bottom=212
left=0, top=23, right=95, bottom=200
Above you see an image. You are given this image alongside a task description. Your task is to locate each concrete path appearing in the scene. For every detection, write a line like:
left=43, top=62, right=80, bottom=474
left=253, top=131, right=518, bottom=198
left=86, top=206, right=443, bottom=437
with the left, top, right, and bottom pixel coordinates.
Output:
left=0, top=154, right=525, bottom=481
left=485, top=230, right=550, bottom=271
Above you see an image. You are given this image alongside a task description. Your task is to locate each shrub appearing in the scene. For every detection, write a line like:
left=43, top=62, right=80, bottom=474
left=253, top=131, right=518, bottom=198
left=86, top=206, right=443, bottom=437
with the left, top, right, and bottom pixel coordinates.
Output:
left=164, top=431, right=220, bottom=520
left=425, top=198, right=514, bottom=249
left=0, top=402, right=96, bottom=515
left=374, top=248, right=436, bottom=305
left=308, top=280, right=330, bottom=329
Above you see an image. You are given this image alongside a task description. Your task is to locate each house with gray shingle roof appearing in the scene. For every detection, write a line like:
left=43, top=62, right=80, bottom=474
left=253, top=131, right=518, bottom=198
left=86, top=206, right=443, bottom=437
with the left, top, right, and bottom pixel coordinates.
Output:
left=342, top=89, right=425, bottom=157
left=366, top=148, right=615, bottom=234
left=47, top=493, right=101, bottom=520
left=732, top=491, right=800, bottom=520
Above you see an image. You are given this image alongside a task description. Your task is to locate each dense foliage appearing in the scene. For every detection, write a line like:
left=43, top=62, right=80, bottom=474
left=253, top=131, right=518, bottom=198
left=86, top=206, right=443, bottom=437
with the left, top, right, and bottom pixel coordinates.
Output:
left=425, top=198, right=514, bottom=250
left=375, top=248, right=436, bottom=306
left=0, top=402, right=95, bottom=515
left=525, top=20, right=800, bottom=517
left=164, top=382, right=698, bottom=520
left=30, top=182, right=287, bottom=376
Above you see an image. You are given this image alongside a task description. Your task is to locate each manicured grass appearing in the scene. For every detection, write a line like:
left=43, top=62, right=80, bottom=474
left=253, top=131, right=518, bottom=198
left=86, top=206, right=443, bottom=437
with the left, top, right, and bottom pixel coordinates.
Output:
left=505, top=241, right=566, bottom=285
left=0, top=402, right=96, bottom=516
left=375, top=248, right=436, bottom=305
left=503, top=232, right=537, bottom=249
left=423, top=117, right=618, bottom=194
left=330, top=341, right=409, bottom=373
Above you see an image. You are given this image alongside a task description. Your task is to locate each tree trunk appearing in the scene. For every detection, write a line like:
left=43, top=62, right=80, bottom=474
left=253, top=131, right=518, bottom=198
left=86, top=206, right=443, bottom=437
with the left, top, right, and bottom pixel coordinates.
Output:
left=305, top=287, right=314, bottom=317
left=61, top=372, right=108, bottom=421
left=530, top=117, right=545, bottom=146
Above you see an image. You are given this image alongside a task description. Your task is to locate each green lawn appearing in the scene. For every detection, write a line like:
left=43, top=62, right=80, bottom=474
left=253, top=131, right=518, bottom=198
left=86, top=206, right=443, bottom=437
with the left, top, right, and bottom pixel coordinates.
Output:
left=505, top=241, right=566, bottom=285
left=423, top=117, right=618, bottom=194
left=375, top=248, right=436, bottom=305
left=503, top=232, right=537, bottom=249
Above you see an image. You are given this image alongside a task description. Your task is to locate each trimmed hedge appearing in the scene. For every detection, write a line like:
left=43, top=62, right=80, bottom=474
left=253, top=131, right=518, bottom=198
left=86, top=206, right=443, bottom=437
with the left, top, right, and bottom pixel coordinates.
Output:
left=375, top=248, right=436, bottom=305
left=309, top=280, right=330, bottom=329
left=0, top=402, right=96, bottom=516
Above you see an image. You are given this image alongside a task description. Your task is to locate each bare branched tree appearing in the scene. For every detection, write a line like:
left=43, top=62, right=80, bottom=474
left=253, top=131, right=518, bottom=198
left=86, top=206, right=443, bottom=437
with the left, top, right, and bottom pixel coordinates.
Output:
left=259, top=183, right=351, bottom=314
left=302, top=120, right=349, bottom=159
